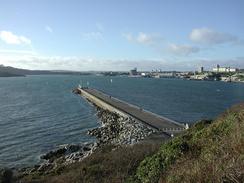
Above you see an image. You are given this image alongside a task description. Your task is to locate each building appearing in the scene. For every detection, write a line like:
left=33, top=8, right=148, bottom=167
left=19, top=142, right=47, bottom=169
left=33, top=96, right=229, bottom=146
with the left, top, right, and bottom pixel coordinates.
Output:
left=199, top=66, right=204, bottom=73
left=239, top=69, right=244, bottom=73
left=213, top=65, right=237, bottom=73
left=154, top=71, right=176, bottom=78
left=129, top=68, right=138, bottom=76
left=190, top=73, right=209, bottom=80
left=141, top=72, right=151, bottom=77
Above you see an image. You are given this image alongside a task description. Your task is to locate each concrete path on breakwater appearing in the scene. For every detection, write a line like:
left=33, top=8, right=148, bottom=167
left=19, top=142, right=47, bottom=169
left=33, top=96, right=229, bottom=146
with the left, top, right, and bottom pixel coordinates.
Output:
left=77, top=88, right=186, bottom=134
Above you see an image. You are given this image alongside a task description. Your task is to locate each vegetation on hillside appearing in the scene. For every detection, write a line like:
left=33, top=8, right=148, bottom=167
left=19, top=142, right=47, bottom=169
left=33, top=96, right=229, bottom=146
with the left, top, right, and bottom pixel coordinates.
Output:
left=133, top=103, right=244, bottom=183
left=18, top=143, right=161, bottom=183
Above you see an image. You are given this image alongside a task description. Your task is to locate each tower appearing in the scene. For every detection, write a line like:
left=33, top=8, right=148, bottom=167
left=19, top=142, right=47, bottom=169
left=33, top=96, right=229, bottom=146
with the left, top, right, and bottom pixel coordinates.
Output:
left=217, top=64, right=220, bottom=72
left=199, top=66, right=204, bottom=73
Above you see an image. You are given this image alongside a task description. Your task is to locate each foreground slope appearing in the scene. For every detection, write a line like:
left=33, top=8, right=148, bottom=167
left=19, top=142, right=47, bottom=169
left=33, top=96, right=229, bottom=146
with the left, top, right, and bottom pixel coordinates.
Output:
left=134, top=103, right=244, bottom=183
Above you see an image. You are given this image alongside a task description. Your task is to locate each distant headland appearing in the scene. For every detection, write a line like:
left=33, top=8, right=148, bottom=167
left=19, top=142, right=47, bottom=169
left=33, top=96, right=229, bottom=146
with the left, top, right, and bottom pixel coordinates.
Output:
left=0, top=65, right=91, bottom=77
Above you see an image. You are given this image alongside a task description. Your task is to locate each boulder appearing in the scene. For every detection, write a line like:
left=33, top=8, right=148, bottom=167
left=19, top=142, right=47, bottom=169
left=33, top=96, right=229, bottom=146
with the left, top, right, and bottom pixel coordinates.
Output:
left=41, top=147, right=67, bottom=160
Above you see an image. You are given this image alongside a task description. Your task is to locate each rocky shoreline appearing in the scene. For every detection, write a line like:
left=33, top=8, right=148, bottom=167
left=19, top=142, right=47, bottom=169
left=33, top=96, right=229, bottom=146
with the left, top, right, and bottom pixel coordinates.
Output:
left=18, top=101, right=157, bottom=175
left=88, top=106, right=156, bottom=145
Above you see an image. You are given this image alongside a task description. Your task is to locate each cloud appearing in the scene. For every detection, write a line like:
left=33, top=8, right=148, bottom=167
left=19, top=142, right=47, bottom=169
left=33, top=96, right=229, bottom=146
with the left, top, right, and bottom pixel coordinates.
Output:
left=81, top=23, right=105, bottom=41
left=82, top=32, right=104, bottom=40
left=0, top=51, right=244, bottom=71
left=95, top=23, right=104, bottom=32
left=189, top=28, right=239, bottom=45
left=137, top=32, right=155, bottom=44
left=45, top=26, right=53, bottom=33
left=123, top=32, right=163, bottom=45
left=0, top=31, right=31, bottom=45
left=168, top=43, right=200, bottom=55
left=0, top=49, right=37, bottom=55
left=0, top=55, right=168, bottom=71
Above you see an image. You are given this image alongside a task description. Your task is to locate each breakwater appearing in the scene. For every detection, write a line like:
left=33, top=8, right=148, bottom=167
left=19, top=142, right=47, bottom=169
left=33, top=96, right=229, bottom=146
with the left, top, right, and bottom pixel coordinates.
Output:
left=19, top=106, right=158, bottom=175
left=19, top=88, right=165, bottom=175
left=76, top=87, right=186, bottom=134
left=88, top=106, right=157, bottom=145
left=18, top=86, right=188, bottom=176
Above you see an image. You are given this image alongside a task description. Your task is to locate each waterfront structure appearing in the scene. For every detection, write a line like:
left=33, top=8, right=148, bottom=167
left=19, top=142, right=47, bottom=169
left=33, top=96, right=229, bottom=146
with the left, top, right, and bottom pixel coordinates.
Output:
left=78, top=87, right=186, bottom=134
left=190, top=73, right=209, bottom=80
left=140, top=72, right=151, bottom=77
left=130, top=68, right=138, bottom=76
left=199, top=66, right=204, bottom=73
left=213, top=65, right=237, bottom=73
left=221, top=73, right=244, bottom=82
left=154, top=71, right=176, bottom=78
left=221, top=76, right=231, bottom=82
left=141, top=72, right=146, bottom=76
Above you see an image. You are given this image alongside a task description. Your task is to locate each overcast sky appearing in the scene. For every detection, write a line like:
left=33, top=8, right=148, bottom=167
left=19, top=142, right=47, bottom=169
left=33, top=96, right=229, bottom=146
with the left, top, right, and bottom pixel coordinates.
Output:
left=0, top=0, right=243, bottom=71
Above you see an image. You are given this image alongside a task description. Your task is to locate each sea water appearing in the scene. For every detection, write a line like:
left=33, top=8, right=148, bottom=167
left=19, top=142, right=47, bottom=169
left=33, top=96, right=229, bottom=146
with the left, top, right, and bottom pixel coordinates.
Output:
left=1, top=75, right=244, bottom=168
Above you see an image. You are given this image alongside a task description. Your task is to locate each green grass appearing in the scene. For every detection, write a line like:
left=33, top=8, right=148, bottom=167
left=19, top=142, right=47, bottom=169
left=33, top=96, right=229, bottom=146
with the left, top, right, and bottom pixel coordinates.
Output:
left=133, top=103, right=244, bottom=183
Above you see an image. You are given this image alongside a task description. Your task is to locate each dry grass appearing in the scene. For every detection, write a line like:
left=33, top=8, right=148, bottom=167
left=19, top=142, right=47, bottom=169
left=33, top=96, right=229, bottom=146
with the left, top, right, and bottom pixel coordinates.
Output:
left=160, top=103, right=244, bottom=183
left=20, top=143, right=161, bottom=183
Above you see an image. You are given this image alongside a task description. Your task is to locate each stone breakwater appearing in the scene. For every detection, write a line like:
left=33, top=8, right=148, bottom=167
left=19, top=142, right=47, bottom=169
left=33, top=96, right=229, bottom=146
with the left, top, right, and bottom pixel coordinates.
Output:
left=19, top=93, right=157, bottom=175
left=19, top=142, right=98, bottom=175
left=88, top=106, right=156, bottom=145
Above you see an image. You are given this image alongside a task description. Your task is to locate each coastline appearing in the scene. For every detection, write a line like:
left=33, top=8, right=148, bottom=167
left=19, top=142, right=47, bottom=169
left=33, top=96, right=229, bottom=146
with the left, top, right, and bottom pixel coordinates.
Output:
left=1, top=88, right=243, bottom=182
left=2, top=82, right=242, bottom=181
left=17, top=99, right=159, bottom=176
left=7, top=103, right=244, bottom=183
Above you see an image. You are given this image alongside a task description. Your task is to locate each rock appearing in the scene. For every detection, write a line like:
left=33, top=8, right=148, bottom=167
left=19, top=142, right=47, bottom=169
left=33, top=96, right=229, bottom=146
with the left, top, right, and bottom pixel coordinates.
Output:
left=20, top=106, right=157, bottom=176
left=29, top=164, right=40, bottom=173
left=41, top=147, right=67, bottom=160
left=67, top=144, right=81, bottom=153
left=83, top=146, right=91, bottom=152
left=72, top=88, right=81, bottom=94
left=37, top=163, right=53, bottom=172
left=0, top=168, right=13, bottom=183
left=87, top=107, right=157, bottom=146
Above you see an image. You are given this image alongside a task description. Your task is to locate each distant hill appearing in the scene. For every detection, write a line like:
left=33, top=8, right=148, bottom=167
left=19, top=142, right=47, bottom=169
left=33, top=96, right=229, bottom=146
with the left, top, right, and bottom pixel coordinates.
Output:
left=0, top=71, right=25, bottom=77
left=0, top=65, right=85, bottom=77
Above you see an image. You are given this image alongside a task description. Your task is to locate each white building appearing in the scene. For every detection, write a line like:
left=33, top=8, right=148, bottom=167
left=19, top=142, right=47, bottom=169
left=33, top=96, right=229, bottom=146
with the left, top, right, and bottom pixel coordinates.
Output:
left=213, top=65, right=237, bottom=73
left=154, top=72, right=176, bottom=78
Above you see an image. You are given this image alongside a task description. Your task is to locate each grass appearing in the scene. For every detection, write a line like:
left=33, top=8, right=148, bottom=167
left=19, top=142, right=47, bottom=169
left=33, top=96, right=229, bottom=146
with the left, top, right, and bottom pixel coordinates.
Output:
left=133, top=103, right=244, bottom=183
left=19, top=143, right=161, bottom=183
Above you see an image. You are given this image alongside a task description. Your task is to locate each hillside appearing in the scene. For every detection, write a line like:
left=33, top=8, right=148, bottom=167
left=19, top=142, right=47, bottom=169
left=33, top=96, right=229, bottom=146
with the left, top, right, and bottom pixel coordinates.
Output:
left=3, top=103, right=244, bottom=183
left=0, top=71, right=25, bottom=77
left=134, top=103, right=244, bottom=183
left=0, top=65, right=83, bottom=76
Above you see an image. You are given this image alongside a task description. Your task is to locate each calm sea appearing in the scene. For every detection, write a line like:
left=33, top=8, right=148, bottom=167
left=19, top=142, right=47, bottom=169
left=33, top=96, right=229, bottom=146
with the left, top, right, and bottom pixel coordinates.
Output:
left=0, top=75, right=244, bottom=168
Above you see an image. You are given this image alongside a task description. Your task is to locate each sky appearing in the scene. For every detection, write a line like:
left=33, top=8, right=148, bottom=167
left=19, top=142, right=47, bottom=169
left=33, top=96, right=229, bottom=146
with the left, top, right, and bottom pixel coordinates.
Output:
left=0, top=0, right=244, bottom=71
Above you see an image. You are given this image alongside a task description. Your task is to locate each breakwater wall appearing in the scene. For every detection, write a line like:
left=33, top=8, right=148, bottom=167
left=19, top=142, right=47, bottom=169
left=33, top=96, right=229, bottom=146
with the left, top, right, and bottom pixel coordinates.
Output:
left=77, top=88, right=128, bottom=118
left=76, top=87, right=186, bottom=134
